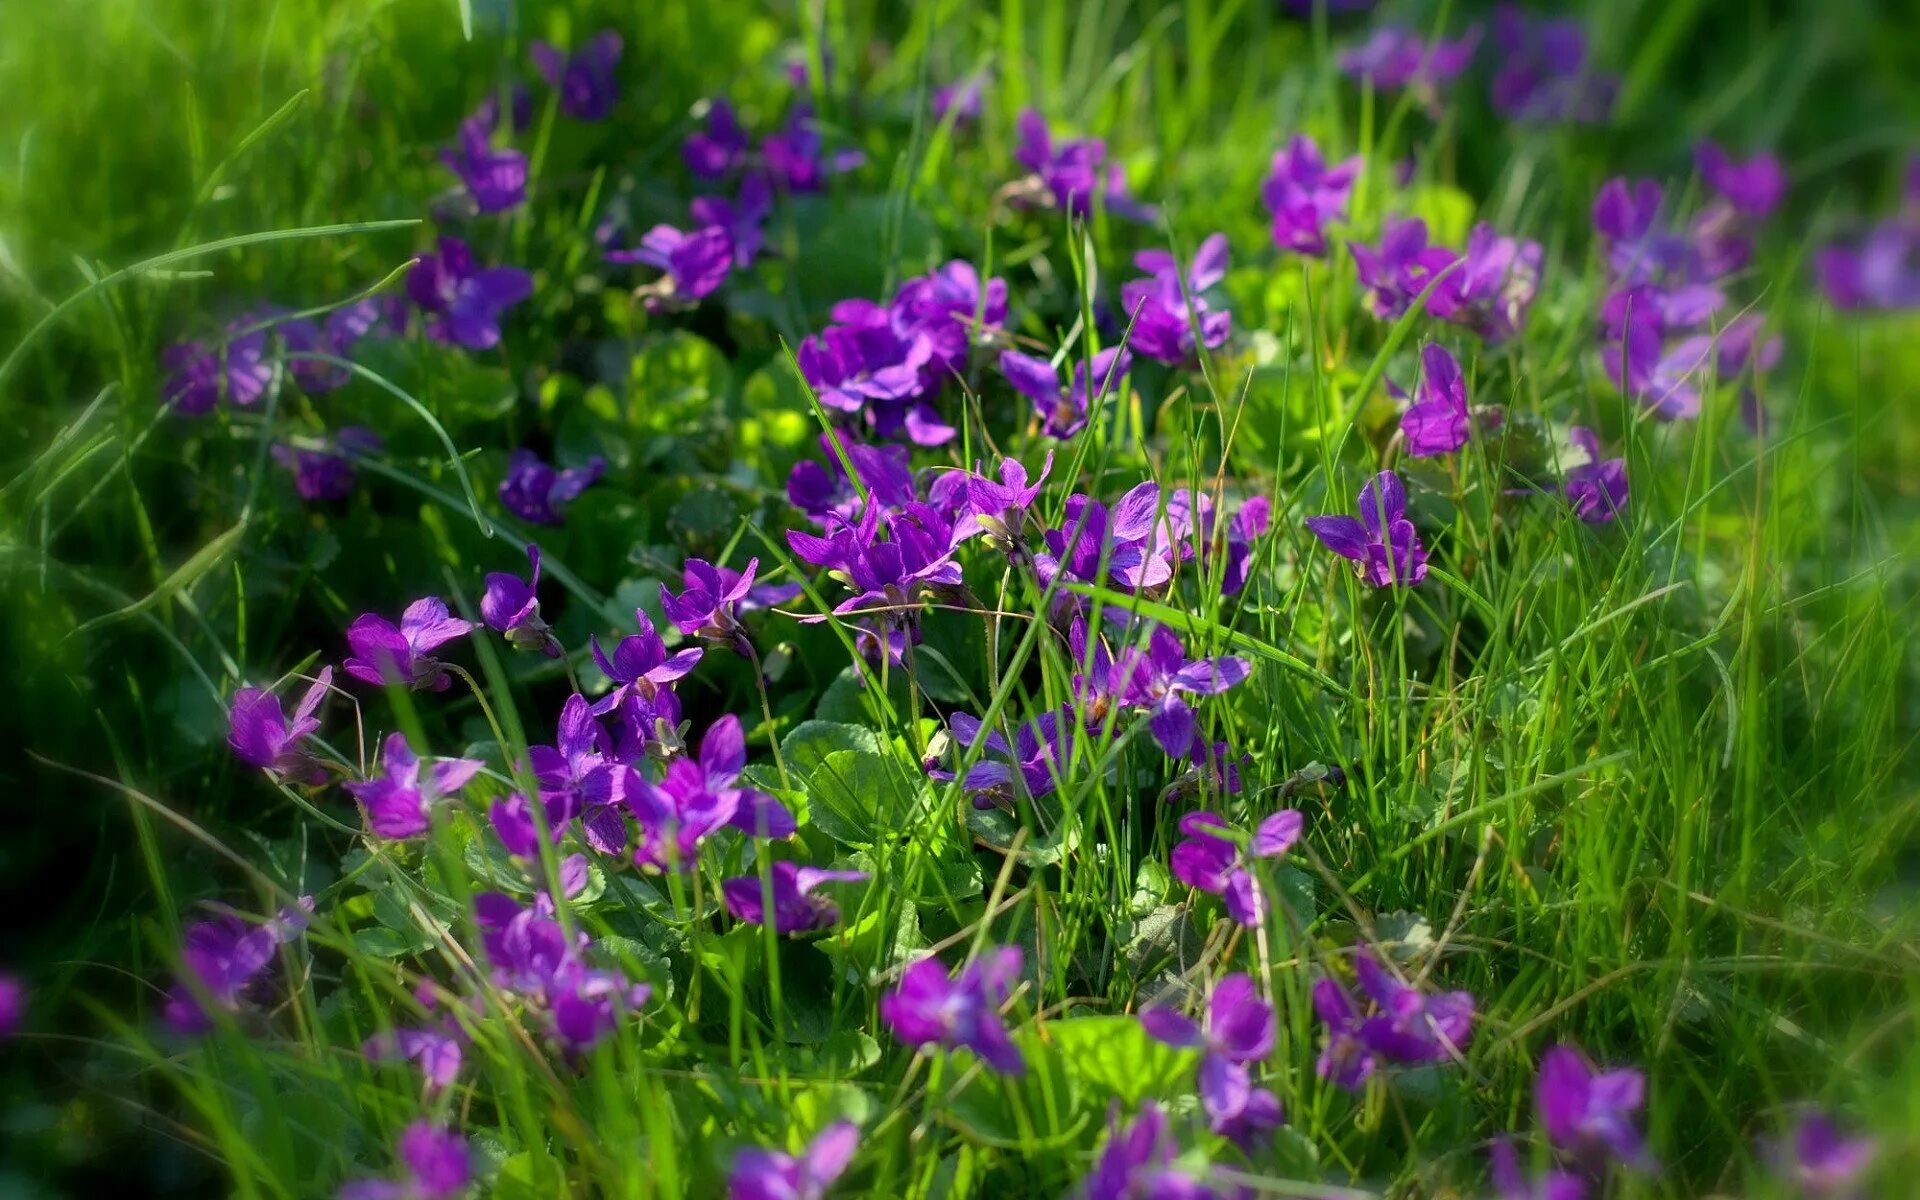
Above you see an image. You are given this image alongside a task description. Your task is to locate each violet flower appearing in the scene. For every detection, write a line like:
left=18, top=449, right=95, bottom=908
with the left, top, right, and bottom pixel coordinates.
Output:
left=481, top=543, right=561, bottom=657
left=938, top=708, right=1076, bottom=809
left=343, top=597, right=474, bottom=691
left=1074, top=1104, right=1217, bottom=1200
left=531, top=31, right=623, bottom=121
left=721, top=861, right=869, bottom=934
left=471, top=893, right=649, bottom=1052
left=440, top=104, right=527, bottom=214
left=406, top=237, right=532, bottom=351
left=588, top=609, right=703, bottom=716
left=228, top=667, right=333, bottom=786
left=1306, top=471, right=1428, bottom=587
left=1764, top=1113, right=1878, bottom=1199
left=1536, top=1043, right=1656, bottom=1173
left=1434, top=223, right=1543, bottom=342
left=728, top=1121, right=859, bottom=1200
left=499, top=448, right=604, bottom=526
left=607, top=222, right=735, bottom=310
left=346, top=733, right=484, bottom=840
left=528, top=693, right=616, bottom=849
left=760, top=104, right=864, bottom=193
left=1489, top=1139, right=1588, bottom=1200
left=0, top=976, right=20, bottom=1039
left=1310, top=952, right=1473, bottom=1091
left=661, top=557, right=768, bottom=655
left=1350, top=217, right=1461, bottom=321
left=692, top=712, right=797, bottom=838
left=1340, top=24, right=1481, bottom=104
left=338, top=1121, right=470, bottom=1200
left=691, top=173, right=773, bottom=268
left=684, top=99, right=751, bottom=180
left=1563, top=427, right=1628, bottom=524
left=1140, top=973, right=1280, bottom=1143
left=1399, top=343, right=1472, bottom=457
left=1035, top=481, right=1182, bottom=599
left=272, top=427, right=382, bottom=502
left=1490, top=7, right=1617, bottom=125
left=1169, top=809, right=1303, bottom=926
left=163, top=324, right=273, bottom=416
left=1011, top=109, right=1157, bottom=222
left=363, top=1023, right=464, bottom=1095
left=960, top=451, right=1053, bottom=553
left=281, top=305, right=385, bottom=393
left=1121, top=234, right=1232, bottom=365
left=163, top=899, right=312, bottom=1034
left=1262, top=134, right=1361, bottom=256
left=1695, top=142, right=1786, bottom=221
left=622, top=756, right=734, bottom=872
left=786, top=437, right=915, bottom=526
left=932, top=75, right=986, bottom=124
left=999, top=346, right=1132, bottom=439
left=879, top=947, right=1025, bottom=1074
left=1122, top=625, right=1253, bottom=756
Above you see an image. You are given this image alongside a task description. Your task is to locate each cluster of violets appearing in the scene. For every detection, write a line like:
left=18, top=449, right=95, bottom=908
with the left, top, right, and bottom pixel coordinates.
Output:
left=125, top=12, right=1913, bottom=1200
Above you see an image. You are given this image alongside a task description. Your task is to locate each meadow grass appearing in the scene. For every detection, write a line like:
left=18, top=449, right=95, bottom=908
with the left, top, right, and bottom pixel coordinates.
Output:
left=1, top=1, right=1917, bottom=1197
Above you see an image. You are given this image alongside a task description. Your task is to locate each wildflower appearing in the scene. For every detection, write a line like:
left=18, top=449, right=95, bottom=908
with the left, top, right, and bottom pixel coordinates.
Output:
left=623, top=755, right=737, bottom=871
left=1489, top=1139, right=1588, bottom=1200
left=722, top=862, right=869, bottom=934
left=661, top=557, right=766, bottom=655
left=1000, top=347, right=1132, bottom=439
left=1011, top=109, right=1157, bottom=222
left=281, top=304, right=385, bottom=393
left=684, top=99, right=751, bottom=179
left=691, top=173, right=773, bottom=268
left=1117, top=625, right=1253, bottom=756
left=1695, top=142, right=1786, bottom=221
left=1305, top=471, right=1428, bottom=587
left=363, top=1023, right=464, bottom=1095
left=228, top=666, right=333, bottom=785
left=346, top=734, right=484, bottom=840
left=1035, top=482, right=1181, bottom=599
left=531, top=31, right=623, bottom=121
left=1350, top=217, right=1461, bottom=321
left=1121, top=234, right=1232, bottom=365
left=1562, top=427, right=1628, bottom=524
left=405, top=237, right=532, bottom=351
left=0, top=975, right=20, bottom=1039
left=439, top=104, right=527, bottom=213
left=960, top=452, right=1053, bottom=553
left=338, top=1121, right=470, bottom=1200
left=1263, top=135, right=1361, bottom=256
left=1399, top=343, right=1472, bottom=457
left=499, top=448, right=604, bottom=526
left=790, top=501, right=965, bottom=622
left=1140, top=973, right=1281, bottom=1143
left=728, top=1121, right=859, bottom=1200
left=163, top=899, right=313, bottom=1034
left=1310, top=952, right=1472, bottom=1090
left=488, top=791, right=574, bottom=859
left=1340, top=24, right=1481, bottom=104
left=1601, top=304, right=1713, bottom=419
left=481, top=543, right=562, bottom=657
left=343, top=597, right=475, bottom=691
left=612, top=684, right=686, bottom=765
left=760, top=104, right=864, bottom=192
left=892, top=258, right=1009, bottom=369
left=1074, top=1103, right=1218, bottom=1200
left=932, top=75, right=986, bottom=124
left=1434, top=223, right=1543, bottom=342
left=794, top=303, right=939, bottom=440
left=162, top=324, right=273, bottom=415
left=607, top=222, right=735, bottom=310
left=1490, top=7, right=1616, bottom=124
left=1764, top=1113, right=1877, bottom=1199
left=588, top=609, right=703, bottom=715
left=786, top=436, right=915, bottom=526
left=692, top=713, right=797, bottom=838
left=938, top=708, right=1076, bottom=808
left=879, top=947, right=1025, bottom=1074
left=471, top=893, right=649, bottom=1052
left=1170, top=809, right=1303, bottom=926
left=272, top=427, right=383, bottom=502
left=1815, top=163, right=1920, bottom=314
left=1536, top=1043, right=1656, bottom=1173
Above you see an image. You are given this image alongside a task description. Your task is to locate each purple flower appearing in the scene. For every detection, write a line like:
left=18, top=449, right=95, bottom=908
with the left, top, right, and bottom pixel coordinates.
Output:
left=1350, top=217, right=1461, bottom=321
left=1075, top=1103, right=1217, bottom=1200
left=1169, top=810, right=1303, bottom=926
left=281, top=304, right=387, bottom=393
left=1011, top=109, right=1157, bottom=222
left=481, top=543, right=562, bottom=657
left=1310, top=952, right=1471, bottom=1090
left=1695, top=142, right=1786, bottom=220
left=879, top=947, right=1025, bottom=1074
left=1340, top=24, right=1481, bottom=101
left=588, top=609, right=703, bottom=716
left=406, top=237, right=532, bottom=351
left=932, top=75, right=986, bottom=124
left=789, top=501, right=965, bottom=622
left=346, top=733, right=484, bottom=840
left=163, top=324, right=272, bottom=416
left=960, top=452, right=1053, bottom=552
left=684, top=99, right=751, bottom=179
left=228, top=667, right=332, bottom=786
left=343, top=597, right=474, bottom=691
left=661, top=558, right=767, bottom=655
left=272, top=427, right=383, bottom=502
left=1434, top=223, right=1543, bottom=342
left=1121, top=234, right=1232, bottom=365
left=1306, top=471, right=1428, bottom=588
left=1816, top=218, right=1920, bottom=313
left=1119, top=625, right=1253, bottom=756
left=338, top=1121, right=470, bottom=1200
left=1562, top=427, right=1628, bottom=524
left=1536, top=1043, right=1656, bottom=1173
left=1140, top=973, right=1279, bottom=1142
left=691, top=173, right=773, bottom=269
left=786, top=437, right=915, bottom=526
left=363, top=1024, right=464, bottom=1095
left=531, top=31, right=622, bottom=121
left=939, top=708, right=1076, bottom=808
left=693, top=713, right=796, bottom=838
left=619, top=743, right=752, bottom=873
left=1035, top=481, right=1182, bottom=599
left=728, top=1121, right=859, bottom=1200
left=0, top=975, right=20, bottom=1039
left=1765, top=1113, right=1878, bottom=1199
left=608, top=222, right=735, bottom=310
left=722, top=861, right=869, bottom=934
left=440, top=105, right=527, bottom=213
left=999, top=347, right=1132, bottom=439
left=163, top=899, right=312, bottom=1034
left=1399, top=343, right=1471, bottom=457
left=1601, top=305, right=1714, bottom=419
left=1490, top=7, right=1616, bottom=124
left=1262, top=135, right=1361, bottom=257
left=499, top=449, right=604, bottom=526
left=1489, top=1139, right=1588, bottom=1200
left=761, top=104, right=864, bottom=193
left=471, top=893, right=649, bottom=1051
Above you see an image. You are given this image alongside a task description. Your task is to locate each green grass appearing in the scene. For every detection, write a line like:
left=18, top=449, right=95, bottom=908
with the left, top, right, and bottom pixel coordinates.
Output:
left=2, top=1, right=1917, bottom=1197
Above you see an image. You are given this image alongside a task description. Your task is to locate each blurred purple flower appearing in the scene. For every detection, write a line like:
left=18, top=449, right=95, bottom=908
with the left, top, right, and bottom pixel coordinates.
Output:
left=1490, top=7, right=1616, bottom=124
left=228, top=666, right=332, bottom=786
left=607, top=222, right=735, bottom=310
left=1140, top=973, right=1280, bottom=1143
left=1399, top=343, right=1471, bottom=457
left=1170, top=809, right=1303, bottom=926
left=1000, top=346, right=1132, bottom=439
left=937, top=707, right=1076, bottom=809
left=1536, top=1043, right=1656, bottom=1173
left=481, top=543, right=562, bottom=658
left=1262, top=135, right=1361, bottom=256
left=339, top=1121, right=470, bottom=1200
left=1012, top=108, right=1157, bottom=222
left=722, top=861, right=869, bottom=934
left=406, top=237, right=532, bottom=351
left=272, top=426, right=381, bottom=502
left=880, top=947, right=1025, bottom=1074
left=499, top=448, right=604, bottom=526
left=163, top=898, right=312, bottom=1035
left=346, top=733, right=483, bottom=840
left=532, top=31, right=623, bottom=121
left=1489, top=1139, right=1588, bottom=1200
left=1562, top=427, right=1628, bottom=524
left=1122, top=234, right=1233, bottom=365
left=1306, top=471, right=1428, bottom=587
left=1764, top=1113, right=1877, bottom=1199
left=685, top=99, right=751, bottom=179
left=163, top=323, right=273, bottom=416
left=1695, top=142, right=1786, bottom=220
left=1074, top=1103, right=1217, bottom=1200
left=440, top=104, right=527, bottom=213
left=1340, top=24, right=1481, bottom=103
left=728, top=1121, right=859, bottom=1200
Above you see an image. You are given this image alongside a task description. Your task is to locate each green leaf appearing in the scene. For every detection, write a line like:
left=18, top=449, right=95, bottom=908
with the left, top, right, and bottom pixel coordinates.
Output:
left=780, top=720, right=883, bottom=777
left=807, top=749, right=920, bottom=845
left=1042, top=1015, right=1198, bottom=1106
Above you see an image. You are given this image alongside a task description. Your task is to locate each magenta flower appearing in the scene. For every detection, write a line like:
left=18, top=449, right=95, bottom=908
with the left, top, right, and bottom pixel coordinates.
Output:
left=406, top=236, right=532, bottom=351
left=721, top=861, right=869, bottom=934
left=440, top=104, right=527, bottom=213
left=1563, top=427, right=1628, bottom=524
left=959, top=451, right=1053, bottom=554
left=1140, top=973, right=1280, bottom=1143
left=228, top=667, right=333, bottom=786
left=1695, top=142, right=1786, bottom=221
left=1764, top=1113, right=1878, bottom=1199
left=346, top=733, right=484, bottom=840
left=1434, top=223, right=1544, bottom=342
left=499, top=448, right=604, bottom=527
left=588, top=609, right=703, bottom=716
left=786, top=437, right=915, bottom=526
left=999, top=346, right=1132, bottom=439
left=1121, top=234, right=1232, bottom=365
left=879, top=947, right=1025, bottom=1074
left=1011, top=109, right=1157, bottom=222
left=339, top=1121, right=470, bottom=1200
left=1262, top=135, right=1361, bottom=256
left=163, top=898, right=312, bottom=1034
left=0, top=975, right=20, bottom=1040
left=471, top=893, right=649, bottom=1051
left=162, top=323, right=273, bottom=416
left=481, top=543, right=561, bottom=658
left=343, top=598, right=473, bottom=692
left=728, top=1121, right=859, bottom=1200
left=1399, top=343, right=1472, bottom=457
left=1169, top=809, right=1303, bottom=926
left=1536, top=1043, right=1656, bottom=1173
left=1311, top=952, right=1472, bottom=1091
left=1074, top=1104, right=1217, bottom=1200
left=760, top=104, right=865, bottom=193
left=531, top=31, right=622, bottom=121
left=1306, top=471, right=1428, bottom=588
left=363, top=1024, right=464, bottom=1095
left=1489, top=1139, right=1588, bottom=1200
left=608, top=222, right=735, bottom=310
left=621, top=757, right=731, bottom=872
